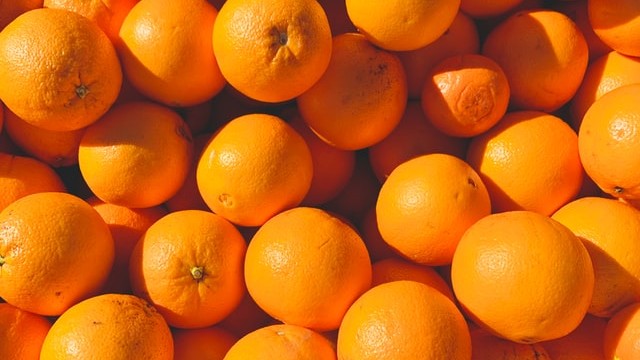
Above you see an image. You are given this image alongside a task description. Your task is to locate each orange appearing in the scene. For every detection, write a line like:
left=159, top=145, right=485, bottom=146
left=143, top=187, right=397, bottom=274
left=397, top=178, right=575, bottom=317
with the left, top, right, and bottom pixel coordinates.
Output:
left=0, top=0, right=42, bottom=30
left=604, top=302, right=640, bottom=359
left=297, top=32, right=408, bottom=150
left=482, top=9, right=589, bottom=112
left=451, top=211, right=594, bottom=343
left=371, top=257, right=454, bottom=301
left=212, top=0, right=332, bottom=103
left=552, top=0, right=612, bottom=62
left=460, top=0, right=524, bottom=19
left=578, top=84, right=640, bottom=200
left=87, top=197, right=167, bottom=294
left=0, top=8, right=122, bottom=131
left=470, top=328, right=551, bottom=359
left=118, top=0, right=225, bottom=107
left=0, top=192, right=114, bottom=316
left=358, top=206, right=400, bottom=262
left=224, top=324, right=336, bottom=360
left=0, top=302, right=52, bottom=360
left=129, top=210, right=247, bottom=329
left=397, top=11, right=480, bottom=100
left=421, top=53, right=510, bottom=137
left=244, top=206, right=372, bottom=331
left=40, top=293, right=173, bottom=359
left=588, top=0, right=640, bottom=57
left=78, top=101, right=194, bottom=208
left=165, top=132, right=212, bottom=212
left=570, top=51, right=640, bottom=130
left=337, top=280, right=472, bottom=359
left=43, top=0, right=137, bottom=44
left=345, top=0, right=461, bottom=51
left=196, top=113, right=313, bottom=227
left=376, top=153, right=491, bottom=266
left=368, top=101, right=469, bottom=182
left=284, top=108, right=356, bottom=206
left=551, top=196, right=640, bottom=318
left=0, top=153, right=66, bottom=212
left=542, top=314, right=607, bottom=360
left=173, top=326, right=238, bottom=360
left=466, top=110, right=583, bottom=215
left=3, top=108, right=84, bottom=168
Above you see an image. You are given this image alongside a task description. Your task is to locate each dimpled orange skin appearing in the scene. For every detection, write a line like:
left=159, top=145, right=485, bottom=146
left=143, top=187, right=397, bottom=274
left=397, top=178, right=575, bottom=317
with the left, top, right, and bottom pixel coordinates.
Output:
left=297, top=32, right=408, bottom=151
left=0, top=8, right=122, bottom=132
left=451, top=211, right=594, bottom=344
left=244, top=207, right=372, bottom=332
left=39, top=294, right=174, bottom=360
left=196, top=113, right=313, bottom=227
left=118, top=0, right=226, bottom=107
left=588, top=0, right=640, bottom=57
left=0, top=192, right=115, bottom=316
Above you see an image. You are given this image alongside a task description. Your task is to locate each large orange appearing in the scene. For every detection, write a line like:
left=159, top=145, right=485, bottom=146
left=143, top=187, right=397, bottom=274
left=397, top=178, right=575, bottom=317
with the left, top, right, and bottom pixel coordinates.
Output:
left=482, top=9, right=588, bottom=112
left=119, top=0, right=225, bottom=107
left=244, top=206, right=372, bottom=331
left=466, top=110, right=583, bottom=215
left=551, top=196, right=640, bottom=318
left=376, top=153, right=491, bottom=266
left=345, top=0, right=461, bottom=51
left=40, top=294, right=173, bottom=359
left=212, top=0, right=332, bottom=103
left=196, top=113, right=313, bottom=227
left=0, top=302, right=52, bottom=360
left=604, top=302, right=640, bottom=359
left=78, top=101, right=194, bottom=208
left=578, top=84, right=640, bottom=200
left=224, top=324, right=336, bottom=360
left=297, top=32, right=408, bottom=150
left=129, top=210, right=247, bottom=329
left=172, top=326, right=238, bottom=360
left=451, top=211, right=594, bottom=343
left=0, top=153, right=66, bottom=212
left=0, top=8, right=122, bottom=131
left=371, top=257, right=454, bottom=301
left=337, top=280, right=472, bottom=359
left=0, top=192, right=114, bottom=316
left=588, top=0, right=640, bottom=57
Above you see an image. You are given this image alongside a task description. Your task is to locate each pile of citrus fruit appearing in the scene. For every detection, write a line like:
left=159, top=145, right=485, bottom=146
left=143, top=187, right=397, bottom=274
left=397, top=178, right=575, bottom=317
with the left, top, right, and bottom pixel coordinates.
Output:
left=2, top=0, right=640, bottom=358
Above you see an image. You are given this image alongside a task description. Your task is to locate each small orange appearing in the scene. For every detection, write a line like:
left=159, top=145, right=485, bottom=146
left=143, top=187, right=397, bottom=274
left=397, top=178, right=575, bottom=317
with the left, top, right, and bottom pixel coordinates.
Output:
left=212, top=0, right=332, bottom=103
left=244, top=206, right=372, bottom=331
left=129, top=210, right=247, bottom=329
left=397, top=11, right=480, bottom=100
left=0, top=302, right=52, bottom=360
left=376, top=153, right=491, bottom=266
left=542, top=314, right=607, bottom=360
left=40, top=293, right=173, bottom=360
left=588, top=0, right=640, bottom=57
left=421, top=53, right=510, bottom=137
left=451, top=211, right=594, bottom=343
left=345, top=0, right=461, bottom=51
left=87, top=197, right=167, bottom=294
left=224, top=324, right=336, bottom=360
left=0, top=153, right=66, bottom=212
left=78, top=101, right=194, bottom=208
left=0, top=8, right=122, bottom=131
left=604, top=302, right=640, bottom=359
left=470, top=328, right=551, bottom=359
left=118, top=0, right=225, bottom=107
left=482, top=9, right=588, bottom=112
left=551, top=196, right=640, bottom=318
left=3, top=108, right=84, bottom=168
left=371, top=257, right=455, bottom=301
left=578, top=83, right=640, bottom=200
left=0, top=1, right=42, bottom=30
left=460, top=0, right=524, bottom=18
left=368, top=101, right=469, bottom=183
left=196, top=113, right=313, bottom=227
left=466, top=110, right=583, bottom=215
left=297, top=32, right=408, bottom=150
left=172, top=326, right=238, bottom=360
left=0, top=192, right=114, bottom=316
left=43, top=0, right=137, bottom=44
left=337, top=280, right=472, bottom=359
